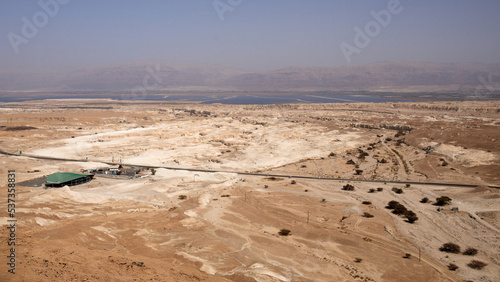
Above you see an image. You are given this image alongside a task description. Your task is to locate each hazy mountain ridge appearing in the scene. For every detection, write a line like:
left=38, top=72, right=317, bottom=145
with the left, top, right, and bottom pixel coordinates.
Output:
left=1, top=62, right=499, bottom=93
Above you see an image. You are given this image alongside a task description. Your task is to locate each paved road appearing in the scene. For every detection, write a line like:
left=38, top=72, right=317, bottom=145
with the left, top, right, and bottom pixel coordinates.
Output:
left=1, top=149, right=498, bottom=189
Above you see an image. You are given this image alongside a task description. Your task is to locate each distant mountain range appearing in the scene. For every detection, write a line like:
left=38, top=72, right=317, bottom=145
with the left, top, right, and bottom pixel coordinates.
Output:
left=1, top=61, right=499, bottom=93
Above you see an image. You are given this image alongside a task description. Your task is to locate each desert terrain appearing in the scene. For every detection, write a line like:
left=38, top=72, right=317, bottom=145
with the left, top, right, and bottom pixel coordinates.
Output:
left=0, top=99, right=499, bottom=281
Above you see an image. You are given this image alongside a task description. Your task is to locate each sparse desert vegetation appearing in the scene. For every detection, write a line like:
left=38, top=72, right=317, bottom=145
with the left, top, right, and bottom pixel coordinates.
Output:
left=439, top=243, right=461, bottom=254
left=467, top=260, right=487, bottom=270
left=0, top=100, right=498, bottom=281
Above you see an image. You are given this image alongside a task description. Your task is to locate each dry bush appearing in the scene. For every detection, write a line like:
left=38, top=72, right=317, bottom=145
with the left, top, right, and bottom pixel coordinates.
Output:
left=278, top=229, right=291, bottom=236
left=392, top=204, right=407, bottom=215
left=404, top=210, right=418, bottom=223
left=439, top=243, right=461, bottom=254
left=342, top=184, right=355, bottom=191
left=467, top=260, right=487, bottom=270
left=387, top=200, right=400, bottom=209
left=420, top=197, right=429, bottom=203
left=463, top=248, right=478, bottom=256
left=447, top=263, right=458, bottom=271
left=362, top=212, right=374, bottom=218
left=391, top=187, right=403, bottom=194
left=362, top=201, right=371, bottom=205
left=435, top=196, right=452, bottom=206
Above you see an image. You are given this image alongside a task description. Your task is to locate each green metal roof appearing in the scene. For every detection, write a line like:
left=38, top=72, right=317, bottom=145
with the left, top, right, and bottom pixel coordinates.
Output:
left=46, top=172, right=91, bottom=184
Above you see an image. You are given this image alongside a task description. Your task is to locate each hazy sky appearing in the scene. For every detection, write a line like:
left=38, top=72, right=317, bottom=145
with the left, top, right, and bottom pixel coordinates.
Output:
left=2, top=0, right=500, bottom=71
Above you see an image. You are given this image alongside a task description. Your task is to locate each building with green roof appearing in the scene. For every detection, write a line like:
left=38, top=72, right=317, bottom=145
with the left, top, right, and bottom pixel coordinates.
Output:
left=45, top=172, right=93, bottom=188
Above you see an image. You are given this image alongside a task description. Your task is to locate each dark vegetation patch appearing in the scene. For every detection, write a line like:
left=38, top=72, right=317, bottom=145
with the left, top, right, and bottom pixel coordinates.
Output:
left=4, top=126, right=37, bottom=131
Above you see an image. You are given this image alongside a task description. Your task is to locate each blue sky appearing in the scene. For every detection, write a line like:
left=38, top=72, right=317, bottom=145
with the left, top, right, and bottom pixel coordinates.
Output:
left=1, top=0, right=500, bottom=71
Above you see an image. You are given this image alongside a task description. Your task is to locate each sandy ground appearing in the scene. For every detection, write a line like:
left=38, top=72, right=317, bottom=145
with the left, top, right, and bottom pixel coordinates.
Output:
left=0, top=99, right=499, bottom=281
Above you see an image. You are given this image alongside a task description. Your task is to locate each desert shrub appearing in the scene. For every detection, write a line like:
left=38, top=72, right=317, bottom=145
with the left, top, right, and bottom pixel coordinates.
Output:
left=151, top=169, right=156, bottom=175
left=346, top=159, right=356, bottom=165
left=377, top=187, right=383, bottom=192
left=354, top=258, right=362, bottom=263
left=368, top=188, right=376, bottom=193
left=463, top=247, right=478, bottom=256
left=405, top=184, right=411, bottom=188
left=435, top=196, right=452, bottom=206
left=291, top=180, right=296, bottom=184
left=404, top=210, right=418, bottom=223
left=221, top=195, right=230, bottom=197
left=403, top=253, right=411, bottom=259
left=439, top=243, right=461, bottom=254
left=266, top=176, right=283, bottom=181
left=363, top=212, right=374, bottom=218
left=379, top=158, right=388, bottom=163
left=447, top=263, right=459, bottom=271
left=393, top=204, right=408, bottom=215
left=362, top=201, right=372, bottom=205
left=354, top=169, right=363, bottom=175
left=278, top=229, right=291, bottom=236
left=387, top=200, right=400, bottom=209
left=467, top=260, right=487, bottom=270
left=358, top=149, right=369, bottom=159
left=264, top=185, right=269, bottom=188
left=392, top=187, right=403, bottom=194
left=301, top=164, right=307, bottom=168
left=178, top=195, right=187, bottom=200
left=342, top=184, right=355, bottom=191
left=420, top=197, right=429, bottom=203
left=329, top=152, right=336, bottom=157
